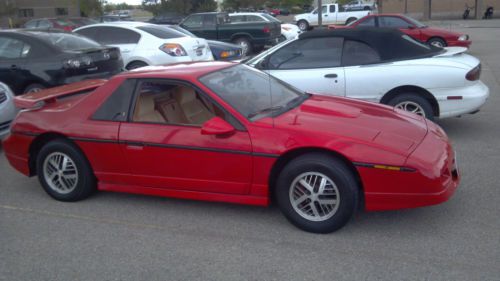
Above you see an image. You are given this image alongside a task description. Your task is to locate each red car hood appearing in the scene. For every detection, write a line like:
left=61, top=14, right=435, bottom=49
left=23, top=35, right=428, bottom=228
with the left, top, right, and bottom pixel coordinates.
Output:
left=277, top=95, right=428, bottom=156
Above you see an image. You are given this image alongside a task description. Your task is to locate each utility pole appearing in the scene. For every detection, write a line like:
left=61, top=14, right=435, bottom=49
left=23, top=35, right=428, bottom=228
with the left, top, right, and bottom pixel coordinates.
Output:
left=318, top=0, right=322, bottom=28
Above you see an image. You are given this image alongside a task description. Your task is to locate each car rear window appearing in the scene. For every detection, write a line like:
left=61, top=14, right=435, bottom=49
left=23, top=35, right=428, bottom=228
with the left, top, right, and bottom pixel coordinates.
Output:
left=137, top=25, right=185, bottom=39
left=34, top=32, right=101, bottom=51
left=55, top=19, right=73, bottom=26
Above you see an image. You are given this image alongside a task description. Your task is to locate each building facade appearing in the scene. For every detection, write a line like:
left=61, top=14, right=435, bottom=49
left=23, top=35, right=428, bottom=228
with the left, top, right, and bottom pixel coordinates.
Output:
left=379, top=0, right=499, bottom=19
left=1, top=0, right=80, bottom=28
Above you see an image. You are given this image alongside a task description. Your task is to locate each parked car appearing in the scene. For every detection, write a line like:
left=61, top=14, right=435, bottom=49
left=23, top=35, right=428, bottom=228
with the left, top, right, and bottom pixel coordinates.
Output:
left=4, top=62, right=459, bottom=233
left=279, top=8, right=291, bottom=15
left=96, top=15, right=133, bottom=22
left=148, top=13, right=185, bottom=25
left=246, top=28, right=489, bottom=120
left=74, top=22, right=213, bottom=70
left=23, top=18, right=77, bottom=31
left=229, top=12, right=301, bottom=42
left=180, top=12, right=281, bottom=55
left=165, top=25, right=242, bottom=61
left=0, top=29, right=123, bottom=95
left=68, top=17, right=99, bottom=28
left=0, top=82, right=17, bottom=140
left=329, top=14, right=471, bottom=48
left=343, top=0, right=376, bottom=11
left=294, top=3, right=372, bottom=31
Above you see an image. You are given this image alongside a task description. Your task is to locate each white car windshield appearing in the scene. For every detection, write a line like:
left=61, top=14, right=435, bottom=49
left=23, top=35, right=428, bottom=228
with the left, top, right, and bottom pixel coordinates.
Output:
left=199, top=64, right=308, bottom=121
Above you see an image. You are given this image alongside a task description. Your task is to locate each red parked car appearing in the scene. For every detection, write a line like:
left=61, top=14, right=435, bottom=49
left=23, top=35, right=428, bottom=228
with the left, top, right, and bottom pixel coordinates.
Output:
left=3, top=62, right=459, bottom=233
left=23, top=18, right=78, bottom=32
left=329, top=14, right=471, bottom=48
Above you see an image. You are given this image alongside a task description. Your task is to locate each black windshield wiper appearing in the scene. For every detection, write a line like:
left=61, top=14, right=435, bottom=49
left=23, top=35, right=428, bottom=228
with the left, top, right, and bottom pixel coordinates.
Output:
left=247, top=105, right=284, bottom=119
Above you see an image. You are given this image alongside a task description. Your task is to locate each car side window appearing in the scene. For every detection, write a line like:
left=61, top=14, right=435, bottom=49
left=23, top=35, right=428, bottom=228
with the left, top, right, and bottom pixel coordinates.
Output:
left=247, top=15, right=265, bottom=22
left=38, top=19, right=51, bottom=28
left=203, top=15, right=217, bottom=27
left=342, top=40, right=381, bottom=66
left=75, top=27, right=98, bottom=41
left=268, top=37, right=344, bottom=70
left=0, top=37, right=31, bottom=59
left=357, top=17, right=375, bottom=27
left=230, top=15, right=245, bottom=22
left=182, top=15, right=203, bottom=28
left=131, top=80, right=236, bottom=127
left=24, top=20, right=37, bottom=28
left=96, top=27, right=141, bottom=44
left=329, top=5, right=336, bottom=13
left=92, top=79, right=137, bottom=122
left=379, top=17, right=411, bottom=28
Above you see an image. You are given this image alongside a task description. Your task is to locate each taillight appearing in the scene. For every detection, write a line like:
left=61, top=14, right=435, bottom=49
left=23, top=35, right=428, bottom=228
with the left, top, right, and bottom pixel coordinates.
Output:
left=466, top=64, right=481, bottom=81
left=63, top=26, right=73, bottom=31
left=263, top=26, right=270, bottom=33
left=159, top=43, right=187, bottom=56
left=63, top=56, right=92, bottom=69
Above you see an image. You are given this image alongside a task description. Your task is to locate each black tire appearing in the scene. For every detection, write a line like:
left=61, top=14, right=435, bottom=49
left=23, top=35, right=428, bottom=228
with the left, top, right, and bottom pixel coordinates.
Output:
left=346, top=17, right=357, bottom=25
left=297, top=20, right=309, bottom=31
left=388, top=93, right=435, bottom=121
left=275, top=153, right=359, bottom=233
left=427, top=37, right=447, bottom=48
left=24, top=83, right=45, bottom=94
left=36, top=139, right=96, bottom=202
left=233, top=37, right=252, bottom=56
left=126, top=61, right=148, bottom=70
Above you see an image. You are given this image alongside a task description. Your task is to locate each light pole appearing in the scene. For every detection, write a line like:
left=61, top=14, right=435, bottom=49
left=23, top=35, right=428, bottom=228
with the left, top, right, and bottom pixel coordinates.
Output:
left=318, top=0, right=322, bottom=28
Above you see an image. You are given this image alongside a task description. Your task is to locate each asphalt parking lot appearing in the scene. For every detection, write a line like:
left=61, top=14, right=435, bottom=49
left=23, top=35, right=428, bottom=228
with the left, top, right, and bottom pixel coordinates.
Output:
left=1, top=21, right=500, bottom=280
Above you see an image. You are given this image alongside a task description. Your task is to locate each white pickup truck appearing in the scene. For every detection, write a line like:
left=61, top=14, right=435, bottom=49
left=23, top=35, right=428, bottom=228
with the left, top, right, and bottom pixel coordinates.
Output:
left=294, top=3, right=372, bottom=31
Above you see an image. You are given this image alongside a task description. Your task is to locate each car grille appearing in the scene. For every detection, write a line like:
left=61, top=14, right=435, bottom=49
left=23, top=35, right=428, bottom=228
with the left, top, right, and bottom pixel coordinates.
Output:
left=0, top=91, right=6, bottom=104
left=0, top=120, right=12, bottom=132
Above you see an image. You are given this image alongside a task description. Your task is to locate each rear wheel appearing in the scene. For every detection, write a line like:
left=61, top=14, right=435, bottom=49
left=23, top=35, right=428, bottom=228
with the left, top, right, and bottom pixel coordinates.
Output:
left=24, top=83, right=45, bottom=94
left=388, top=93, right=434, bottom=120
left=36, top=139, right=96, bottom=202
left=126, top=61, right=148, bottom=70
left=427, top=37, right=447, bottom=48
left=275, top=153, right=359, bottom=233
left=297, top=20, right=309, bottom=31
left=233, top=37, right=252, bottom=56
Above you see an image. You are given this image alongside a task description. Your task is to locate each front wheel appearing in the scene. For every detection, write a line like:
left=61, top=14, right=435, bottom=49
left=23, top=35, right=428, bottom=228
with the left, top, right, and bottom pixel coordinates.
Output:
left=388, top=93, right=434, bottom=121
left=37, top=139, right=96, bottom=202
left=427, top=37, right=447, bottom=48
left=233, top=37, right=252, bottom=56
left=276, top=153, right=359, bottom=233
left=297, top=20, right=309, bottom=31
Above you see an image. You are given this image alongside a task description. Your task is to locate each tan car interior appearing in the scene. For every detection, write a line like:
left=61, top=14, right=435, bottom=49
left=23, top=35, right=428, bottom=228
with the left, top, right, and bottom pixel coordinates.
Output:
left=133, top=83, right=217, bottom=125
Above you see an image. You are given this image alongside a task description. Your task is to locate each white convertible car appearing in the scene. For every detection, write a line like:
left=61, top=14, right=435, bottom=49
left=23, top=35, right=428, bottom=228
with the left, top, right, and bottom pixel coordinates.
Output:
left=246, top=28, right=489, bottom=120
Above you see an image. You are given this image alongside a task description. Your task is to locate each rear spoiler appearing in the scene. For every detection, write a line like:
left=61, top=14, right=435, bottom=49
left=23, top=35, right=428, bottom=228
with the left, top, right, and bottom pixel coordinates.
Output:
left=433, top=47, right=468, bottom=57
left=15, top=79, right=107, bottom=109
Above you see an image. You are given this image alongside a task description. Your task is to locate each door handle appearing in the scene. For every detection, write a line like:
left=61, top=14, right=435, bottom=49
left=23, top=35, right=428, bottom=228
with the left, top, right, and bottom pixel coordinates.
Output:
left=324, top=73, right=338, bottom=78
left=125, top=142, right=144, bottom=150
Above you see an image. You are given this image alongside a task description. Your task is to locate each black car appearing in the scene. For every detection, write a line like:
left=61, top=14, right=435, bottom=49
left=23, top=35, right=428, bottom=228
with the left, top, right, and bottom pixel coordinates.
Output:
left=0, top=30, right=123, bottom=95
left=148, top=13, right=185, bottom=25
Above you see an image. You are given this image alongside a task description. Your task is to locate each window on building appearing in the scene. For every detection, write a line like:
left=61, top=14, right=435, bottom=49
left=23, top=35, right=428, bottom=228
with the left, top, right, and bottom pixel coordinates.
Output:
left=18, top=9, right=34, bottom=18
left=55, top=8, right=68, bottom=16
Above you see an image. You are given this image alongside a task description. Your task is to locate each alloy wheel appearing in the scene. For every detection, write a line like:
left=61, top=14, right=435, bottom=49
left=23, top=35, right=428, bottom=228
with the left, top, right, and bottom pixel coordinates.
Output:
left=289, top=172, right=340, bottom=222
left=43, top=152, right=78, bottom=194
left=395, top=101, right=426, bottom=117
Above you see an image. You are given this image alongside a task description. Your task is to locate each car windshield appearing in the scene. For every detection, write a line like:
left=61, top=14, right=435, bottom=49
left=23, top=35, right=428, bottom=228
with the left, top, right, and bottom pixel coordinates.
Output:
left=33, top=32, right=101, bottom=51
left=199, top=64, right=308, bottom=121
left=404, top=16, right=427, bottom=28
left=262, top=14, right=280, bottom=22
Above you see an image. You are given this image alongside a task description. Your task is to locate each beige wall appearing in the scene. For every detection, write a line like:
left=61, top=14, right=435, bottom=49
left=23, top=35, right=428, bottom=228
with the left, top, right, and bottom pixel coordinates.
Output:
left=1, top=0, right=79, bottom=28
left=380, top=0, right=500, bottom=19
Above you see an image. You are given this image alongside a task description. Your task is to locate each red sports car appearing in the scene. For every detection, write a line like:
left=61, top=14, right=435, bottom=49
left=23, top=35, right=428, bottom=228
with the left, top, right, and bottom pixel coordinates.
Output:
left=329, top=14, right=471, bottom=48
left=3, top=62, right=459, bottom=233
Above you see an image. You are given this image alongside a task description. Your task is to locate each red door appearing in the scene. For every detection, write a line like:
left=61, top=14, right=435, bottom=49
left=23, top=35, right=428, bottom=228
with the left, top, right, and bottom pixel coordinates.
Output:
left=118, top=123, right=253, bottom=194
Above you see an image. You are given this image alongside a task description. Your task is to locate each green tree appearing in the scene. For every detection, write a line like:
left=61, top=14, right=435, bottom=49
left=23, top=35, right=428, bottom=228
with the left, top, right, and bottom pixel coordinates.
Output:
left=79, top=0, right=104, bottom=17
